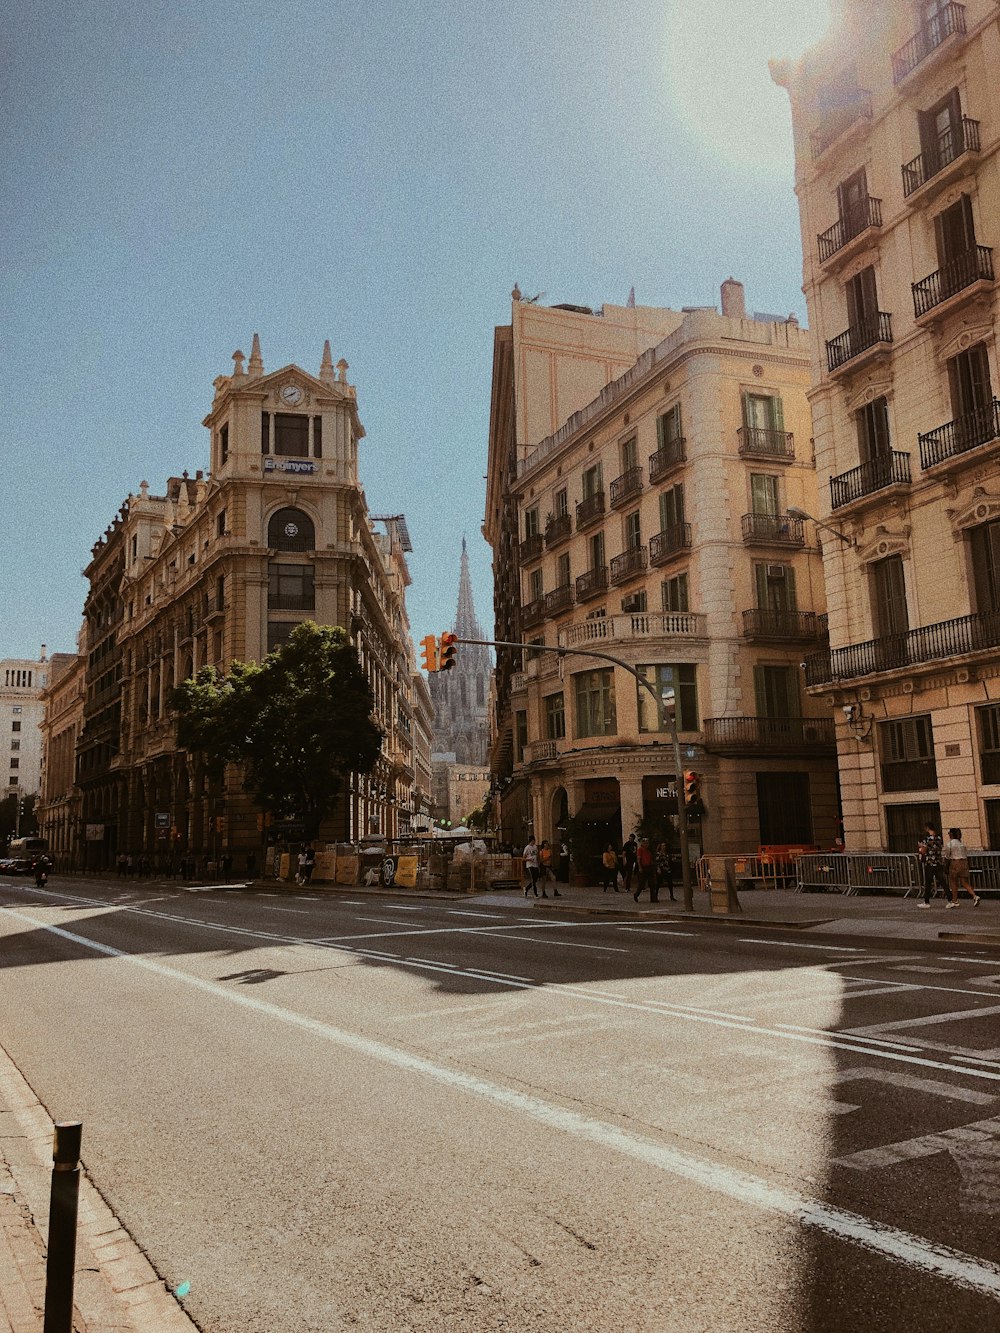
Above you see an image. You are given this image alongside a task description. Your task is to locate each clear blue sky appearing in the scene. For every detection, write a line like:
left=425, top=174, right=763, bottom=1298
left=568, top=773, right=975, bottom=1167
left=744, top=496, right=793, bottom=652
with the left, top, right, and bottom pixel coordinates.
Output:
left=0, top=0, right=828, bottom=661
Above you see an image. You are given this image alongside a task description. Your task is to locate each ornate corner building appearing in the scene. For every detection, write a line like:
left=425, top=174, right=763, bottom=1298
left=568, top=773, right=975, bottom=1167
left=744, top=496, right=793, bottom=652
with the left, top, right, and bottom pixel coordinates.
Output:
left=61, top=338, right=422, bottom=868
left=774, top=0, right=1000, bottom=851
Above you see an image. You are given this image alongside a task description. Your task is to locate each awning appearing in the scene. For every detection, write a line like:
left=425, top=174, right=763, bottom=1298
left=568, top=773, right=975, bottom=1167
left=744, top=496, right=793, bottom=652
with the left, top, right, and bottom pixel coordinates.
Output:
left=575, top=801, right=621, bottom=822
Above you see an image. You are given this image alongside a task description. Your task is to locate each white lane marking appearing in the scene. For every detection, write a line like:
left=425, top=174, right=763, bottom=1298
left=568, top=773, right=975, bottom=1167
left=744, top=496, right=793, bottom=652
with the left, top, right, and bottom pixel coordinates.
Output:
left=828, top=1066, right=995, bottom=1107
left=447, top=910, right=508, bottom=918
left=10, top=886, right=1000, bottom=1084
left=479, top=935, right=627, bottom=954
left=777, top=1025, right=922, bottom=1053
left=950, top=1054, right=1000, bottom=1069
left=254, top=904, right=311, bottom=914
left=844, top=1003, right=1000, bottom=1038
left=835, top=1117, right=1000, bottom=1214
left=739, top=938, right=866, bottom=953
left=888, top=964, right=955, bottom=974
left=618, top=927, right=697, bottom=937
left=4, top=905, right=1000, bottom=1300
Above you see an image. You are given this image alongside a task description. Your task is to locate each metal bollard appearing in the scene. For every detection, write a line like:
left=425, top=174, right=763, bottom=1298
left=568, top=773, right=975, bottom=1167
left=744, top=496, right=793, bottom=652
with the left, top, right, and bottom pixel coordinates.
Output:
left=43, top=1121, right=82, bottom=1333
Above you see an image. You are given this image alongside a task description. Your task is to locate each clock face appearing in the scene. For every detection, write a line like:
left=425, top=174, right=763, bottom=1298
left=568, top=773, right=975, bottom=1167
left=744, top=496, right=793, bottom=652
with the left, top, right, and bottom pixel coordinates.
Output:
left=284, top=522, right=299, bottom=537
left=280, top=384, right=304, bottom=406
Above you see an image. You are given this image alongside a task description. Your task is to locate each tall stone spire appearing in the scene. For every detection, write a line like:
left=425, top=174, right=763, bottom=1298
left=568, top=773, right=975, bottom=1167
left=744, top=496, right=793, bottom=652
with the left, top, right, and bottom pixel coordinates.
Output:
left=454, top=535, right=484, bottom=639
left=247, top=333, right=264, bottom=378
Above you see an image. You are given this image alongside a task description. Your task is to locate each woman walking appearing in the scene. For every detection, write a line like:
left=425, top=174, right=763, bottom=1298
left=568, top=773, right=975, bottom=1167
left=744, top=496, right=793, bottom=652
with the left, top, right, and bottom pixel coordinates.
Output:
left=943, top=827, right=980, bottom=908
left=601, top=844, right=620, bottom=893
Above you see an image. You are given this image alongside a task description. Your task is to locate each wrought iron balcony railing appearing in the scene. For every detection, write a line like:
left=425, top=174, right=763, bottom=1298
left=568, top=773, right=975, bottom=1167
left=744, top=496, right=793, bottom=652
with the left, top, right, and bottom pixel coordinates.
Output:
left=919, top=399, right=1000, bottom=470
left=880, top=757, right=938, bottom=793
left=737, top=427, right=795, bottom=459
left=543, top=583, right=574, bottom=616
left=830, top=450, right=911, bottom=510
left=610, top=546, right=647, bottom=584
left=912, top=245, right=994, bottom=318
left=742, top=609, right=821, bottom=642
left=902, top=117, right=980, bottom=197
left=649, top=524, right=692, bottom=566
left=610, top=467, right=643, bottom=508
left=576, top=492, right=606, bottom=529
left=519, top=533, right=544, bottom=564
left=817, top=197, right=883, bottom=263
left=826, top=312, right=893, bottom=373
left=520, top=597, right=545, bottom=628
left=544, top=513, right=572, bottom=548
left=703, top=716, right=836, bottom=752
left=804, top=609, right=1000, bottom=687
left=575, top=566, right=608, bottom=601
left=740, top=513, right=805, bottom=546
left=892, top=2, right=966, bottom=83
left=648, top=439, right=686, bottom=483
left=810, top=90, right=872, bottom=160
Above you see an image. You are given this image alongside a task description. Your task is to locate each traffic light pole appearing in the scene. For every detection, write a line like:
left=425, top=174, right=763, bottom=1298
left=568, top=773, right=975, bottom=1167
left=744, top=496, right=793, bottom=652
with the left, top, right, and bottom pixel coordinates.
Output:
left=453, top=637, right=694, bottom=911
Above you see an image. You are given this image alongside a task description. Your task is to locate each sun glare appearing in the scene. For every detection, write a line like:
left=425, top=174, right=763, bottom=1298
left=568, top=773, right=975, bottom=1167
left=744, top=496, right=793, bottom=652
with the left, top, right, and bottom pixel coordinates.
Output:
left=665, top=0, right=832, bottom=173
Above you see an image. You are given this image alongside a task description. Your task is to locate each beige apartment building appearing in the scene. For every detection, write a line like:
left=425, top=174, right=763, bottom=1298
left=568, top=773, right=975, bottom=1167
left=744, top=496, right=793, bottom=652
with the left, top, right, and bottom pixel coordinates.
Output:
left=774, top=0, right=1000, bottom=850
left=36, top=650, right=86, bottom=865
left=65, top=338, right=421, bottom=867
left=502, top=283, right=839, bottom=855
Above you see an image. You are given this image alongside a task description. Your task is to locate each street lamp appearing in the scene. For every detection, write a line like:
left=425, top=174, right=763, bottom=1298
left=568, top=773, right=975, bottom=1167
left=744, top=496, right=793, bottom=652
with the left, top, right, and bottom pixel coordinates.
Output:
left=787, top=505, right=854, bottom=548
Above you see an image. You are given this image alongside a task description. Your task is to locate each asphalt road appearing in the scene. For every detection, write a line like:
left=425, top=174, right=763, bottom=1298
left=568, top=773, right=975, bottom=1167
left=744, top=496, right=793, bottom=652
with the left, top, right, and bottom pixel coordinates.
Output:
left=2, top=875, right=1000, bottom=1332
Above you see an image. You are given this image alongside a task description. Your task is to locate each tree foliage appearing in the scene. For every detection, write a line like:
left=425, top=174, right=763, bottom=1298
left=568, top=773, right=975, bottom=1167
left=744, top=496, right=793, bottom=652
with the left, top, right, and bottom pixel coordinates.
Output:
left=172, top=622, right=383, bottom=837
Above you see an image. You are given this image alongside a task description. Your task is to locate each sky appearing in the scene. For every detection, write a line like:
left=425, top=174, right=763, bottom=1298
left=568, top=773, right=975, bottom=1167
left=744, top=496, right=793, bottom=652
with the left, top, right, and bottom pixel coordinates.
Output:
left=0, top=0, right=831, bottom=662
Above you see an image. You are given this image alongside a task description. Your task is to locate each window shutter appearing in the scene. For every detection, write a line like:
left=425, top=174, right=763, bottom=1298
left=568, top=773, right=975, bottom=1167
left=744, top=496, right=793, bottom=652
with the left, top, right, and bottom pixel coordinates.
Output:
left=785, top=564, right=797, bottom=610
left=755, top=563, right=768, bottom=608
left=753, top=666, right=767, bottom=718
left=770, top=396, right=785, bottom=432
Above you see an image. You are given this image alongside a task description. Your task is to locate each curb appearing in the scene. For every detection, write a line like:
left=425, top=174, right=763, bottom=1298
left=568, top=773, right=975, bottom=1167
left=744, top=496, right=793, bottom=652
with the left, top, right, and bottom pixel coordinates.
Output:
left=939, top=930, right=1000, bottom=947
left=0, top=1041, right=199, bottom=1332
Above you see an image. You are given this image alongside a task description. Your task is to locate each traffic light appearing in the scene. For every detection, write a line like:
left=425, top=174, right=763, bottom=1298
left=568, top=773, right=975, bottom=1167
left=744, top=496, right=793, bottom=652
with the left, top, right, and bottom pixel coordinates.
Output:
left=215, top=816, right=225, bottom=833
left=684, top=771, right=706, bottom=819
left=420, top=634, right=439, bottom=673
left=439, top=632, right=458, bottom=671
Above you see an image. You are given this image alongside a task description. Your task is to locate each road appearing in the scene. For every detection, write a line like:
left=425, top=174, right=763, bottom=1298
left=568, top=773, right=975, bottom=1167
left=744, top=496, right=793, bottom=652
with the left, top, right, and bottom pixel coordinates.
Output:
left=2, top=874, right=1000, bottom=1332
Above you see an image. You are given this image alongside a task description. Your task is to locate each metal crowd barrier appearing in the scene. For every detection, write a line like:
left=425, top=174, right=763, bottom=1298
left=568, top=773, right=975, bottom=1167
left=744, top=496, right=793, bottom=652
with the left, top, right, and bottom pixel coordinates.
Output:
left=796, top=852, right=921, bottom=896
left=695, top=855, right=788, bottom=893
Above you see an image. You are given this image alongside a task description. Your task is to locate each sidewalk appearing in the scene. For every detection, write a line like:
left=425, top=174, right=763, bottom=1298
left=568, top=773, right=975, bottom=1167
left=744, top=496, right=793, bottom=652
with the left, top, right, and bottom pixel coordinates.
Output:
left=0, top=1044, right=196, bottom=1333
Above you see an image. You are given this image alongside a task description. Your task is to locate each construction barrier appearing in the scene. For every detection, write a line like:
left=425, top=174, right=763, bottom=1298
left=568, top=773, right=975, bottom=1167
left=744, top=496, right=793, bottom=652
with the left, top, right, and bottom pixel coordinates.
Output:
left=697, top=854, right=796, bottom=893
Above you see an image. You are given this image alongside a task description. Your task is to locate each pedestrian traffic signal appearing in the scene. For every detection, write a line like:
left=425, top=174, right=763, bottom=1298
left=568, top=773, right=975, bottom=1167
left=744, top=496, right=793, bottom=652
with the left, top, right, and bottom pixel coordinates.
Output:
left=420, top=634, right=439, bottom=673
left=439, top=632, right=458, bottom=671
left=215, top=816, right=225, bottom=832
left=684, top=770, right=706, bottom=818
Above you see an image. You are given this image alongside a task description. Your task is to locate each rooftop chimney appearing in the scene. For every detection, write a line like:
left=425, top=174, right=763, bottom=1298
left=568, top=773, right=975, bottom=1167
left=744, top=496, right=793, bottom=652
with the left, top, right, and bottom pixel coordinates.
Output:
left=721, top=278, right=746, bottom=320
left=40, top=644, right=47, bottom=662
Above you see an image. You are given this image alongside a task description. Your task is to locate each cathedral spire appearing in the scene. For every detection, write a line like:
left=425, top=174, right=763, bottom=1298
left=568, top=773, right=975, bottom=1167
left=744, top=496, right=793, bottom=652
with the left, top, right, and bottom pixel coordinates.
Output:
left=455, top=535, right=483, bottom=639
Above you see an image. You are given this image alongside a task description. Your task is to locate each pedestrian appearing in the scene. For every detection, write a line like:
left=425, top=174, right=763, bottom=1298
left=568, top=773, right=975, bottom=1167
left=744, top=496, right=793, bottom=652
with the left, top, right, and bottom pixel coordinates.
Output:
left=34, top=854, right=51, bottom=888
left=295, top=848, right=308, bottom=885
left=126, top=852, right=135, bottom=879
left=943, top=827, right=980, bottom=908
left=655, top=840, right=675, bottom=902
left=222, top=852, right=233, bottom=881
left=558, top=838, right=571, bottom=883
left=539, top=840, right=561, bottom=897
left=916, top=823, right=948, bottom=908
left=302, top=844, right=316, bottom=885
left=633, top=838, right=655, bottom=901
left=601, top=843, right=620, bottom=893
left=116, top=852, right=127, bottom=879
left=522, top=835, right=541, bottom=897
left=246, top=849, right=257, bottom=879
left=621, top=834, right=638, bottom=893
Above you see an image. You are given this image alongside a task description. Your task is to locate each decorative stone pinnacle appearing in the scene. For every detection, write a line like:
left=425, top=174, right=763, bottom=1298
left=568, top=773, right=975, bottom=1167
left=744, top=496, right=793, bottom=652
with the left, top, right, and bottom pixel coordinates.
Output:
left=248, top=333, right=264, bottom=377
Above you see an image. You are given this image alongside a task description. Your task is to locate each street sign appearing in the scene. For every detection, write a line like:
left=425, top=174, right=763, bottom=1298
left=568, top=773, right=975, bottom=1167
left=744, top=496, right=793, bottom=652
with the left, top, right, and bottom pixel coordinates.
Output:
left=155, top=812, right=170, bottom=829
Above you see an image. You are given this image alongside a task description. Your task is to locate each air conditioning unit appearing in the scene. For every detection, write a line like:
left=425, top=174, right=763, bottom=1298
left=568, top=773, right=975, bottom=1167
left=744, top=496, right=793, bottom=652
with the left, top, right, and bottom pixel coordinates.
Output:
left=621, top=593, right=645, bottom=612
left=766, top=563, right=787, bottom=579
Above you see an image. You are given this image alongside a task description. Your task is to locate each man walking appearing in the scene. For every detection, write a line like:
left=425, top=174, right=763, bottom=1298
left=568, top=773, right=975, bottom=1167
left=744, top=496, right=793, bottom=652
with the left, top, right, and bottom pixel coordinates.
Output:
left=633, top=838, right=655, bottom=902
left=917, top=823, right=948, bottom=908
left=522, top=835, right=541, bottom=897
left=621, top=834, right=638, bottom=894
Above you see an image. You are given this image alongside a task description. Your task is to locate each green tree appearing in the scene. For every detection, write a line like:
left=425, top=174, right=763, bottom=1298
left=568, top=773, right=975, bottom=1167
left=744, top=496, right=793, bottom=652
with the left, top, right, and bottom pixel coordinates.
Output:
left=172, top=622, right=383, bottom=839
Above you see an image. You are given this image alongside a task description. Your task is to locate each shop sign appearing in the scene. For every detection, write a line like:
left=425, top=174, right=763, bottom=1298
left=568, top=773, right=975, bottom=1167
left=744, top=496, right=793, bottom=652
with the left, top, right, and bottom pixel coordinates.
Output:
left=642, top=776, right=679, bottom=811
left=263, top=458, right=318, bottom=476
left=583, top=778, right=618, bottom=805
left=155, top=812, right=170, bottom=829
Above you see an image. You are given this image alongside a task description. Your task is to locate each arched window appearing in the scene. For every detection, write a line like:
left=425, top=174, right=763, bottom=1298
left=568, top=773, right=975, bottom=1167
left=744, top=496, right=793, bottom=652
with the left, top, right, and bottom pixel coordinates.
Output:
left=267, top=507, right=315, bottom=552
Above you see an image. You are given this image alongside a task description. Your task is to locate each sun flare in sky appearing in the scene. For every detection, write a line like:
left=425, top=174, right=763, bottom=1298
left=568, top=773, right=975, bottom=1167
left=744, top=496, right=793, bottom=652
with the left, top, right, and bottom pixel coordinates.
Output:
left=665, top=0, right=832, bottom=173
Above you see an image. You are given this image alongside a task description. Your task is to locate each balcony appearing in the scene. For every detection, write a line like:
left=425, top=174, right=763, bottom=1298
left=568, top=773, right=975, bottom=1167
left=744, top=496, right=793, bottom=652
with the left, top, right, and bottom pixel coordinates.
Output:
left=830, top=450, right=911, bottom=511
left=737, top=427, right=795, bottom=460
left=576, top=492, right=606, bottom=530
left=892, top=3, right=966, bottom=84
left=648, top=439, right=686, bottom=483
left=804, top=609, right=1000, bottom=687
left=902, top=117, right=980, bottom=199
left=610, top=546, right=647, bottom=585
left=912, top=245, right=994, bottom=323
left=543, top=583, right=574, bottom=616
left=741, top=513, right=805, bottom=547
left=560, top=611, right=706, bottom=648
left=826, top=312, right=893, bottom=375
left=649, top=524, right=692, bottom=566
left=920, top=399, right=1000, bottom=471
left=575, top=566, right=608, bottom=602
left=610, top=467, right=643, bottom=508
left=526, top=739, right=559, bottom=763
left=544, top=513, right=572, bottom=548
left=520, top=597, right=545, bottom=628
left=519, top=533, right=544, bottom=564
left=817, top=197, right=883, bottom=266
left=810, top=89, right=873, bottom=161
left=881, top=757, right=938, bottom=793
left=742, top=609, right=821, bottom=643
left=703, top=716, right=836, bottom=754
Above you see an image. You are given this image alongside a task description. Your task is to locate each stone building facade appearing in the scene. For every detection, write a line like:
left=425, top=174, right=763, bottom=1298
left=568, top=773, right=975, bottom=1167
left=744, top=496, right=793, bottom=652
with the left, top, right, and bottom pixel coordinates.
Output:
left=774, top=0, right=1000, bottom=850
left=69, top=338, right=420, bottom=867
left=503, top=283, right=839, bottom=855
left=1, top=653, right=54, bottom=802
left=36, top=650, right=86, bottom=865
left=427, top=539, right=491, bottom=765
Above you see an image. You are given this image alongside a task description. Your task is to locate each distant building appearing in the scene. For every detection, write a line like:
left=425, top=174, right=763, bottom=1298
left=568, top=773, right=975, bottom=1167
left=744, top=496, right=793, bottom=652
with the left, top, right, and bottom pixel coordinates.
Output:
left=427, top=539, right=491, bottom=765
left=430, top=754, right=491, bottom=827
left=411, top=671, right=435, bottom=830
left=774, top=0, right=1000, bottom=850
left=1, top=650, right=65, bottom=802
left=37, top=648, right=86, bottom=864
